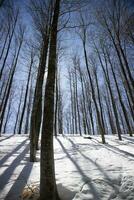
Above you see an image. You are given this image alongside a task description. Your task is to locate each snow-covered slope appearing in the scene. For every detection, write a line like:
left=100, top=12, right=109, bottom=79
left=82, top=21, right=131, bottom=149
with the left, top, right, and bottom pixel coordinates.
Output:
left=0, top=135, right=134, bottom=200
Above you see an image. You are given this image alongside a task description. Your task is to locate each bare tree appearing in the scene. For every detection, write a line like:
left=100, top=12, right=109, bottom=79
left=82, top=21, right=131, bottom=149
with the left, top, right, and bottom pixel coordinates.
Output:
left=76, top=13, right=105, bottom=143
left=13, top=85, right=24, bottom=134
left=96, top=0, right=134, bottom=110
left=0, top=5, right=19, bottom=80
left=40, top=0, right=61, bottom=199
left=29, top=0, right=53, bottom=162
left=0, top=25, right=25, bottom=134
left=18, top=49, right=34, bottom=134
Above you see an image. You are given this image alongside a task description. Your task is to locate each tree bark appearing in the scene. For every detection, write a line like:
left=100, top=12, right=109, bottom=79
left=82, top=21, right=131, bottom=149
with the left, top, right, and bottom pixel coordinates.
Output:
left=40, top=0, right=61, bottom=199
left=18, top=53, right=33, bottom=134
left=30, top=36, right=49, bottom=162
left=13, top=86, right=24, bottom=134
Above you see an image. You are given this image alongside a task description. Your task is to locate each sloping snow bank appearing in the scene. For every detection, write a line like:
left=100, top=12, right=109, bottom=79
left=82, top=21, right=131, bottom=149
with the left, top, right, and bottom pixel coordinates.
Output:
left=0, top=134, right=134, bottom=200
left=72, top=175, right=134, bottom=200
left=54, top=135, right=134, bottom=200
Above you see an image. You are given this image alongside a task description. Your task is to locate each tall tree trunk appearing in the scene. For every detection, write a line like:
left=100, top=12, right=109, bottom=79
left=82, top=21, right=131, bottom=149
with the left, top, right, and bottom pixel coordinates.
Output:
left=95, top=44, right=122, bottom=140
left=107, top=51, right=133, bottom=136
left=74, top=64, right=82, bottom=136
left=94, top=68, right=106, bottom=135
left=72, top=72, right=78, bottom=134
left=18, top=53, right=33, bottom=134
left=68, top=69, right=75, bottom=135
left=40, top=0, right=61, bottom=199
left=107, top=28, right=134, bottom=109
left=0, top=39, right=23, bottom=133
left=30, top=36, right=49, bottom=162
left=13, top=86, right=24, bottom=134
left=58, top=76, right=63, bottom=135
left=54, top=64, right=58, bottom=136
left=2, top=94, right=12, bottom=133
left=0, top=27, right=9, bottom=61
left=0, top=11, right=18, bottom=80
left=0, top=56, right=15, bottom=120
left=83, top=41, right=105, bottom=143
left=78, top=66, right=91, bottom=135
left=24, top=80, right=33, bottom=134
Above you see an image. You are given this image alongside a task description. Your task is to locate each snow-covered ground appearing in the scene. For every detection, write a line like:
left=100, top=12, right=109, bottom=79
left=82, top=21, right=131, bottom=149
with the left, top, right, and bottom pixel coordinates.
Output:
left=0, top=134, right=134, bottom=200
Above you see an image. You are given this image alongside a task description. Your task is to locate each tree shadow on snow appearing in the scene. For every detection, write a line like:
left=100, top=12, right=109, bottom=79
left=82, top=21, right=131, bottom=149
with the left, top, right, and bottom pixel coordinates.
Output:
left=5, top=162, right=33, bottom=200
left=66, top=138, right=120, bottom=191
left=122, top=135, right=134, bottom=144
left=84, top=138, right=134, bottom=161
left=0, top=143, right=31, bottom=199
left=0, top=135, right=14, bottom=142
left=56, top=137, right=101, bottom=200
left=105, top=143, right=134, bottom=160
left=0, top=138, right=28, bottom=166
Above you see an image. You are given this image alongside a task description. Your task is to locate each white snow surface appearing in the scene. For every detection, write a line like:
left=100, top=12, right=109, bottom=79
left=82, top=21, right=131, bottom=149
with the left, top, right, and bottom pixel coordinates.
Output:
left=0, top=134, right=134, bottom=200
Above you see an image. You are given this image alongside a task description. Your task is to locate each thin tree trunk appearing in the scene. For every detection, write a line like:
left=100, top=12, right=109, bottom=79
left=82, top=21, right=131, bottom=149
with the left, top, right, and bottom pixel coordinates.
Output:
left=94, top=68, right=106, bottom=135
left=0, top=27, right=9, bottom=61
left=18, top=53, right=33, bottom=134
left=95, top=44, right=122, bottom=140
left=83, top=41, right=105, bottom=143
left=24, top=80, right=33, bottom=134
left=78, top=67, right=91, bottom=135
left=74, top=65, right=82, bottom=136
left=0, top=39, right=23, bottom=133
left=107, top=51, right=133, bottom=136
left=54, top=65, right=58, bottom=136
left=2, top=94, right=12, bottom=133
left=13, top=86, right=24, bottom=134
left=68, top=70, right=75, bottom=135
left=0, top=11, right=18, bottom=80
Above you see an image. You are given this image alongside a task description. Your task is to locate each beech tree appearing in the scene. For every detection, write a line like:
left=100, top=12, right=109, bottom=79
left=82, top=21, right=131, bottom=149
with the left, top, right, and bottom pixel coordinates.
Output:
left=96, top=0, right=134, bottom=110
left=29, top=0, right=53, bottom=162
left=13, top=85, right=24, bottom=134
left=0, top=24, right=25, bottom=134
left=0, top=5, right=19, bottom=80
left=18, top=49, right=35, bottom=134
left=77, top=13, right=106, bottom=143
left=40, top=0, right=61, bottom=199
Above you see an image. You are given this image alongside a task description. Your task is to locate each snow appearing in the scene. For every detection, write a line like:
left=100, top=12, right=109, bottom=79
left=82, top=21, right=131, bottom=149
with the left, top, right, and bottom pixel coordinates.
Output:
left=0, top=134, right=134, bottom=200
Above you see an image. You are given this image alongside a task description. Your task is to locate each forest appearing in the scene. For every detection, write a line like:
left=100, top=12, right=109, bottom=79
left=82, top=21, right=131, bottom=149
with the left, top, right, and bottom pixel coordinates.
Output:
left=0, top=0, right=134, bottom=199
